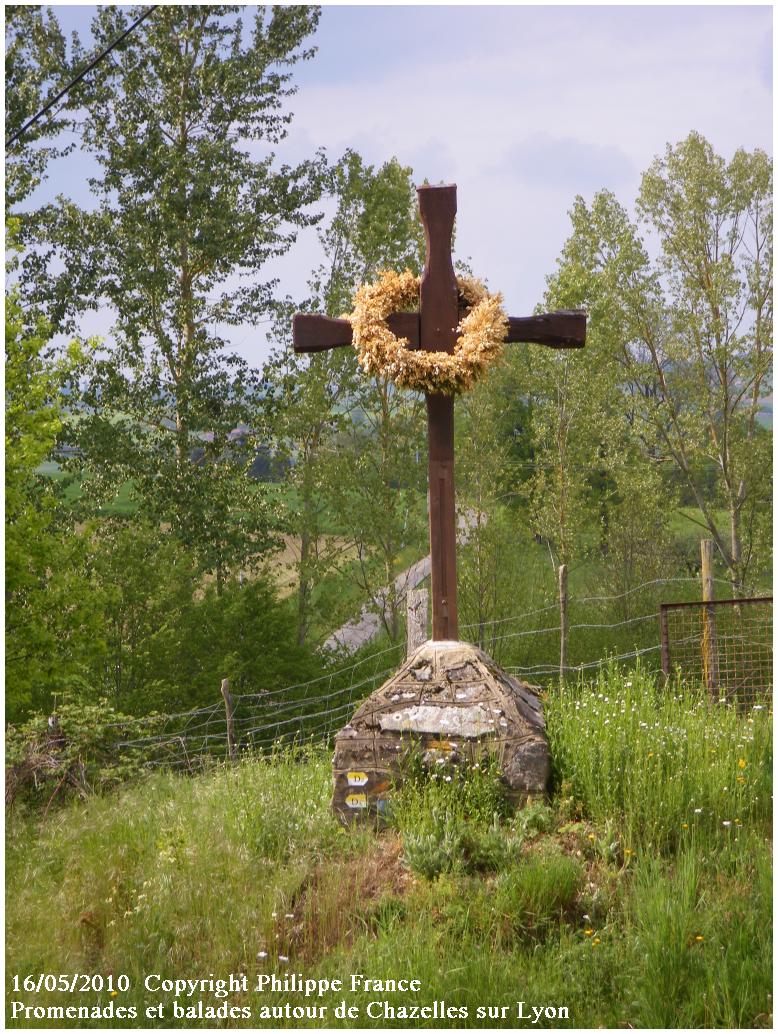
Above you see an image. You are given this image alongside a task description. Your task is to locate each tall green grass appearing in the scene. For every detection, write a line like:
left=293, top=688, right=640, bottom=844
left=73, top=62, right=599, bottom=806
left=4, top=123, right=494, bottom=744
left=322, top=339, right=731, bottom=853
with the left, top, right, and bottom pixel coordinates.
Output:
left=6, top=669, right=772, bottom=1028
left=547, top=662, right=772, bottom=853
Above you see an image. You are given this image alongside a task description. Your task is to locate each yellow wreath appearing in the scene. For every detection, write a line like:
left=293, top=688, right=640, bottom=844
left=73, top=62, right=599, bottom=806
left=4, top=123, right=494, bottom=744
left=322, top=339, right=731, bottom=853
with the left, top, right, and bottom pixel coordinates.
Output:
left=347, top=269, right=508, bottom=395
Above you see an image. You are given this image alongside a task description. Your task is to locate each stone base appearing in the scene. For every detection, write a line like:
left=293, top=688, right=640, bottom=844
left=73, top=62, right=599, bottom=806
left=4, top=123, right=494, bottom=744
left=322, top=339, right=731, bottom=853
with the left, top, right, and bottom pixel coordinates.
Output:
left=331, top=640, right=550, bottom=825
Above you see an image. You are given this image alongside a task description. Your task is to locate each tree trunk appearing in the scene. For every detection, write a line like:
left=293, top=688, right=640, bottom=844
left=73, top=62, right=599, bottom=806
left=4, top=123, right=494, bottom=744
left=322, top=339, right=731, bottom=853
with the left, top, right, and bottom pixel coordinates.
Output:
left=297, top=525, right=311, bottom=647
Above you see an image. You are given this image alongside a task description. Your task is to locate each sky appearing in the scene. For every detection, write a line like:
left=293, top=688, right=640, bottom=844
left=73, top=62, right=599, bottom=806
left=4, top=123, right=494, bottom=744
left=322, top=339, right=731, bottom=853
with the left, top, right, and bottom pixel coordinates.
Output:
left=36, top=4, right=774, bottom=366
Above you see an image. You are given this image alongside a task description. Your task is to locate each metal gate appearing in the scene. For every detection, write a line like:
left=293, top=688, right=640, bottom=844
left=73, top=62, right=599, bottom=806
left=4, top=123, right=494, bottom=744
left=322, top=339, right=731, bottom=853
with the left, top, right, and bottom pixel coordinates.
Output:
left=660, top=597, right=772, bottom=705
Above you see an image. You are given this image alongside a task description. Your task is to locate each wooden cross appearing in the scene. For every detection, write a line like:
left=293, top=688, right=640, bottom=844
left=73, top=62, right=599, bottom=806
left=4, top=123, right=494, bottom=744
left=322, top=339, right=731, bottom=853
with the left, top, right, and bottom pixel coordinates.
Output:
left=292, top=183, right=586, bottom=643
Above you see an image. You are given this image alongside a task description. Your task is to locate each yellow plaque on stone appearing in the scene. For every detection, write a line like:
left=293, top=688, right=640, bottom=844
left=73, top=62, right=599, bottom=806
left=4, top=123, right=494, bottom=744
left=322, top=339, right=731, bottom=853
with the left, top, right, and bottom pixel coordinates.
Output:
left=345, top=792, right=367, bottom=809
left=346, top=771, right=369, bottom=786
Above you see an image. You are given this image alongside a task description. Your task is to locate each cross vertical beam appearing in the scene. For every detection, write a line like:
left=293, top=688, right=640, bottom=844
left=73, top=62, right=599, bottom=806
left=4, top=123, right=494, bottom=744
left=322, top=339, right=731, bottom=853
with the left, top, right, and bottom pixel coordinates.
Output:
left=418, top=185, right=459, bottom=641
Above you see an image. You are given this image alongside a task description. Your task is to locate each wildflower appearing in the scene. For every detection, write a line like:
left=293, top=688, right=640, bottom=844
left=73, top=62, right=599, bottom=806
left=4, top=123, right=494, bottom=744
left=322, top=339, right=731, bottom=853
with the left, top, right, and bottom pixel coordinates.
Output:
left=624, top=848, right=633, bottom=856
left=737, top=776, right=746, bottom=785
left=648, top=752, right=654, bottom=758
left=682, top=823, right=688, bottom=829
left=584, top=928, right=594, bottom=937
left=738, top=758, right=747, bottom=770
left=279, top=955, right=289, bottom=962
left=694, top=808, right=702, bottom=814
left=722, top=821, right=732, bottom=827
left=284, top=914, right=294, bottom=919
left=587, top=833, right=596, bottom=841
left=694, top=935, right=704, bottom=943
left=592, top=937, right=601, bottom=946
left=257, top=951, right=268, bottom=959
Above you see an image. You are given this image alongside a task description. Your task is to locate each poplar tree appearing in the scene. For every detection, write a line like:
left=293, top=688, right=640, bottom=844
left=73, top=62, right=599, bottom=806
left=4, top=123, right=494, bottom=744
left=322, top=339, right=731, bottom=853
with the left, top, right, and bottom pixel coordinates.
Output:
left=543, top=132, right=772, bottom=594
left=5, top=4, right=71, bottom=209
left=23, top=5, right=325, bottom=585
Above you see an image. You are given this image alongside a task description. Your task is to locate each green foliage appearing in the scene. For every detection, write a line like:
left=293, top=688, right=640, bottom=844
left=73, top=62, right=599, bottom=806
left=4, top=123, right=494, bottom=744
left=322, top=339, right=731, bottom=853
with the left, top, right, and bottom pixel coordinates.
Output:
left=392, top=755, right=516, bottom=879
left=168, top=577, right=321, bottom=711
left=489, top=850, right=582, bottom=941
left=309, top=150, right=425, bottom=317
left=6, top=698, right=162, bottom=806
left=5, top=5, right=71, bottom=208
left=627, top=842, right=773, bottom=1028
left=5, top=286, right=96, bottom=718
left=545, top=132, right=772, bottom=593
left=22, top=5, right=326, bottom=583
left=264, top=152, right=428, bottom=644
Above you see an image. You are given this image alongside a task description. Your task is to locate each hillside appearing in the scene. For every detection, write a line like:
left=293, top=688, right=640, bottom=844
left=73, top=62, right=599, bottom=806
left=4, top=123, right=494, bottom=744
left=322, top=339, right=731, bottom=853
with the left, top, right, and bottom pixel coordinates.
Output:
left=6, top=669, right=772, bottom=1029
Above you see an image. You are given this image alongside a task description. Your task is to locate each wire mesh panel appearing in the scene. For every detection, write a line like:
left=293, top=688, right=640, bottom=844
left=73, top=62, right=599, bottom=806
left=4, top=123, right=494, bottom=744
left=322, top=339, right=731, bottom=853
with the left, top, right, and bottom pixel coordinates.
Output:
left=660, top=598, right=772, bottom=706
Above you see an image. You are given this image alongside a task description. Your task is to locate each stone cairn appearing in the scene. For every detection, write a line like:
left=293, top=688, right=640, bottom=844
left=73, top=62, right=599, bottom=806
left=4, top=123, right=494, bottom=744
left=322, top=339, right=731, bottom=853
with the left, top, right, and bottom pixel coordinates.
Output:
left=331, top=640, right=549, bottom=824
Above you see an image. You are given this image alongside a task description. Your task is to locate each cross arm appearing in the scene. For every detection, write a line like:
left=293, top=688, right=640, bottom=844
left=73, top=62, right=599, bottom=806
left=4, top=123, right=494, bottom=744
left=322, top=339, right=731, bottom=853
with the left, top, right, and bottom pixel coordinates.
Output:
left=506, top=310, right=586, bottom=349
left=293, top=311, right=420, bottom=353
left=293, top=307, right=585, bottom=354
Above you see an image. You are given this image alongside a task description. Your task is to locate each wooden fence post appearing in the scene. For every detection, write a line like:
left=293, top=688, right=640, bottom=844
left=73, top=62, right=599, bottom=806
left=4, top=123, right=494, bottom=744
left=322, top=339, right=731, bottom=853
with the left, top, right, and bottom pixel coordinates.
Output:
left=700, top=540, right=719, bottom=697
left=406, top=588, right=429, bottom=658
left=559, top=563, right=568, bottom=684
left=659, top=605, right=671, bottom=681
left=221, top=678, right=237, bottom=762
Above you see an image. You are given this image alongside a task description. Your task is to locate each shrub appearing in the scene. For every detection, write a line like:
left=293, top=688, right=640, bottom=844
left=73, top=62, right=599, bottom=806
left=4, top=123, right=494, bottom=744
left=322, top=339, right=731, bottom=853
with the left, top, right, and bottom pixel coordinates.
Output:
left=5, top=698, right=162, bottom=806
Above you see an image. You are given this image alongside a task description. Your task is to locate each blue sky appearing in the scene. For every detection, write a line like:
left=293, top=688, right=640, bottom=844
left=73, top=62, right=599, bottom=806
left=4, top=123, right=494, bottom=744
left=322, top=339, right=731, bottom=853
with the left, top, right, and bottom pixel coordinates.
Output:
left=39, top=4, right=773, bottom=364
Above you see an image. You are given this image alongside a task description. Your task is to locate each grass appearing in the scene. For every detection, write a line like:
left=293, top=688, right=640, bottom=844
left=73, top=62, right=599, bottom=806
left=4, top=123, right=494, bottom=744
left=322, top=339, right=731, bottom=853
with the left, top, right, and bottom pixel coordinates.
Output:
left=6, top=670, right=772, bottom=1028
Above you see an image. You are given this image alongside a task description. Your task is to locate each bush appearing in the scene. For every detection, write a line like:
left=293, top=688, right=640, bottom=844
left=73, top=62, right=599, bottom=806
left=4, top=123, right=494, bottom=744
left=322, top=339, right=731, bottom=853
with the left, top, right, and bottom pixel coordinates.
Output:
left=5, top=698, right=162, bottom=806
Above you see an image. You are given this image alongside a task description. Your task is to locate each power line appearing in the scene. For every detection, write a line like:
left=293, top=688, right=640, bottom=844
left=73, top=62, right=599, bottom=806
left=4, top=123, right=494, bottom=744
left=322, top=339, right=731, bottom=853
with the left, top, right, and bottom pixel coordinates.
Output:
left=6, top=5, right=158, bottom=148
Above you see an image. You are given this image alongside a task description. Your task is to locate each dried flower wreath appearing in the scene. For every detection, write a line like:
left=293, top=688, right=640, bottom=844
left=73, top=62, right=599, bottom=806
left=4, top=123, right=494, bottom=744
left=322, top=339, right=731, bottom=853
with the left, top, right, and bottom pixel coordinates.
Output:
left=347, top=269, right=508, bottom=395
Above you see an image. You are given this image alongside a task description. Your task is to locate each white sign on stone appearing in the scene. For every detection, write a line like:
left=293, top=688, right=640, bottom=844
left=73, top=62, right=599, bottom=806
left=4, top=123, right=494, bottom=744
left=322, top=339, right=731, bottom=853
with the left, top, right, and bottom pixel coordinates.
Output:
left=378, top=702, right=496, bottom=738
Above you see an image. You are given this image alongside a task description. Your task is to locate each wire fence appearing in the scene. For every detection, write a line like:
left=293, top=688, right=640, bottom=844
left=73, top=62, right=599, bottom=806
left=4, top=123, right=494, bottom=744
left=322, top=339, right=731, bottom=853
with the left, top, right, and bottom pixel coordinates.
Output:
left=68, top=576, right=768, bottom=773
left=660, top=597, right=773, bottom=708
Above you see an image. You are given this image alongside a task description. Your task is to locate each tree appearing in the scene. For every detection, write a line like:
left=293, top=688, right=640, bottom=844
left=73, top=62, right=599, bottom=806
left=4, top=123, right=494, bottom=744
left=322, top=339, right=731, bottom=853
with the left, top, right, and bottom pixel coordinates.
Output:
left=5, top=284, right=99, bottom=719
left=317, top=155, right=428, bottom=643
left=23, top=4, right=326, bottom=585
left=5, top=5, right=71, bottom=209
left=544, top=133, right=772, bottom=594
left=265, top=152, right=427, bottom=645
